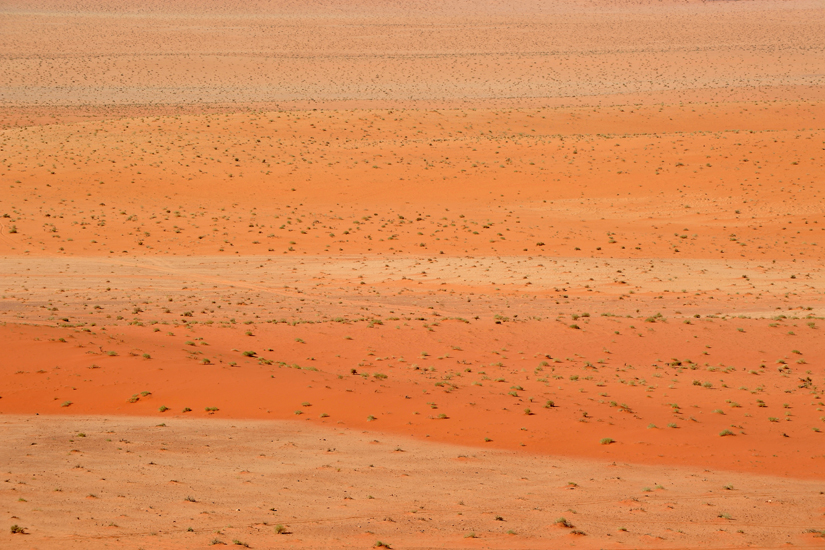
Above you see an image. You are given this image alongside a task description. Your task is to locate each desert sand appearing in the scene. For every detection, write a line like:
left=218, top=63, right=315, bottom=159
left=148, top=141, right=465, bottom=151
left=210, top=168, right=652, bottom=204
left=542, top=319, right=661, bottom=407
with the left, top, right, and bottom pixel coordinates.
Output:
left=3, top=415, right=825, bottom=549
left=2, top=0, right=825, bottom=548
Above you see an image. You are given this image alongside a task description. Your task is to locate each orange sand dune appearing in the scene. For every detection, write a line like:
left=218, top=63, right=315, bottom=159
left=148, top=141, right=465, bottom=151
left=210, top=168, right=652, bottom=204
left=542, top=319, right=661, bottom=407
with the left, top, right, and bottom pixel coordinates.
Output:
left=3, top=313, right=825, bottom=478
left=2, top=0, right=825, bottom=547
left=1, top=102, right=824, bottom=261
left=2, top=248, right=825, bottom=479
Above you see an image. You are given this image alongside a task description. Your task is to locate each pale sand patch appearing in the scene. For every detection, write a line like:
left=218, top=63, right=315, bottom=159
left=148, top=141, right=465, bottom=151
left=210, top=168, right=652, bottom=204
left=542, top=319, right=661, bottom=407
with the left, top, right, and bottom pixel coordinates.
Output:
left=2, top=415, right=823, bottom=549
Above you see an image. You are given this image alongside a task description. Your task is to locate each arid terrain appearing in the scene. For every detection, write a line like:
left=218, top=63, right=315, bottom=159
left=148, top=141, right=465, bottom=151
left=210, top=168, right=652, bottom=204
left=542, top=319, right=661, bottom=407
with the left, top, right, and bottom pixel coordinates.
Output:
left=2, top=0, right=825, bottom=548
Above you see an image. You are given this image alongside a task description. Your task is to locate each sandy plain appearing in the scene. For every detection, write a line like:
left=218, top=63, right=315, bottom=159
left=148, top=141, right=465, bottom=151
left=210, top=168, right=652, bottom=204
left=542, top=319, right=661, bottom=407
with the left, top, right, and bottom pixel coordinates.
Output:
left=3, top=415, right=825, bottom=549
left=2, top=0, right=825, bottom=548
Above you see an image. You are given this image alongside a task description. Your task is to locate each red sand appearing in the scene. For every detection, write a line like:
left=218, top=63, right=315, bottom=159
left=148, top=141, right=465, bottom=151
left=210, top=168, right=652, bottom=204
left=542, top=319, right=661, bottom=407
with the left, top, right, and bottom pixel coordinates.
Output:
left=3, top=313, right=825, bottom=479
left=2, top=0, right=825, bottom=547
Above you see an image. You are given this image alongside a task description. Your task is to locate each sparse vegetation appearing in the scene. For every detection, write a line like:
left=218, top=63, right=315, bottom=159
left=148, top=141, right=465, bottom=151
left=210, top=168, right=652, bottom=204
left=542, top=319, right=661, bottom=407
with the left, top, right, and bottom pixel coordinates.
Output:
left=2, top=68, right=823, bottom=550
left=556, top=517, right=573, bottom=528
